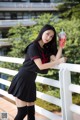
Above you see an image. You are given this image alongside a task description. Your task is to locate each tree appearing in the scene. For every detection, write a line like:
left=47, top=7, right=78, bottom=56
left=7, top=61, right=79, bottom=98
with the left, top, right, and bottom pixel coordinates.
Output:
left=7, top=24, right=31, bottom=57
left=57, top=0, right=80, bottom=19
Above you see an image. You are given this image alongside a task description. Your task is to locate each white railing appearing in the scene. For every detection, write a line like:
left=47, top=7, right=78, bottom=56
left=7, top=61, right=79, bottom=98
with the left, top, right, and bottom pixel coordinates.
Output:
left=0, top=56, right=80, bottom=120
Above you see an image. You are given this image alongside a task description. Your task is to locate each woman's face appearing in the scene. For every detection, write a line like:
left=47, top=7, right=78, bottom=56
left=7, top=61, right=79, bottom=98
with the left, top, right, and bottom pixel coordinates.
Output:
left=42, top=30, right=54, bottom=44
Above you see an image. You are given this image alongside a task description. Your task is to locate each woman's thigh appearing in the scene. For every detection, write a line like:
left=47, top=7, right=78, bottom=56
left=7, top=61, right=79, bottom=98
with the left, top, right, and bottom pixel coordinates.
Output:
left=15, top=97, right=35, bottom=107
left=15, top=97, right=27, bottom=107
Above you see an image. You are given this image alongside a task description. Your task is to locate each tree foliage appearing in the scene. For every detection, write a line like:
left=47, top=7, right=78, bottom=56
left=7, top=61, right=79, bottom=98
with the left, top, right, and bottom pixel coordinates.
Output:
left=60, top=4, right=80, bottom=19
left=7, top=24, right=31, bottom=57
left=58, top=0, right=80, bottom=19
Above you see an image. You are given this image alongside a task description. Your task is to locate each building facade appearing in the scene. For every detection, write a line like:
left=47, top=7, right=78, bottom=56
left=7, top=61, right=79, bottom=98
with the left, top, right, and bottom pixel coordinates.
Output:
left=0, top=0, right=63, bottom=38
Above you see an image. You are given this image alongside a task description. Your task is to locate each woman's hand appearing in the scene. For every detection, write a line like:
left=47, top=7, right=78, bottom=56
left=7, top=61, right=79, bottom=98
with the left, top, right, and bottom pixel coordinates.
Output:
left=58, top=57, right=67, bottom=64
left=50, top=55, right=56, bottom=61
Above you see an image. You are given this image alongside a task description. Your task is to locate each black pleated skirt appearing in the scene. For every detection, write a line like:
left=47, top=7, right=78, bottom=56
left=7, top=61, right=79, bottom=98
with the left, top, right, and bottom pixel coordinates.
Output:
left=8, top=68, right=37, bottom=102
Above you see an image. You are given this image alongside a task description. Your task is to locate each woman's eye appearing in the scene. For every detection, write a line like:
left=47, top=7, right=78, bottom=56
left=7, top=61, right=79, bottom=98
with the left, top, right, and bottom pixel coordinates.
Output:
left=46, top=33, right=49, bottom=36
left=50, top=36, right=53, bottom=38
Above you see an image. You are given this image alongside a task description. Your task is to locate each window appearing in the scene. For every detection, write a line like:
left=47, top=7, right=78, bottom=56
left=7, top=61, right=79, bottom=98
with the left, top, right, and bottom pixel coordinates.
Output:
left=10, top=12, right=17, bottom=19
left=0, top=13, right=5, bottom=20
left=17, top=12, right=23, bottom=19
left=5, top=12, right=10, bottom=19
left=30, top=0, right=41, bottom=2
left=43, top=0, right=50, bottom=2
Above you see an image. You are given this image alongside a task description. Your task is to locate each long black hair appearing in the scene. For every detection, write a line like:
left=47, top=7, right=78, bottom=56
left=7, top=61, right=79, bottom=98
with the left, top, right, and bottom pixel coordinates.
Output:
left=24, top=24, right=57, bottom=55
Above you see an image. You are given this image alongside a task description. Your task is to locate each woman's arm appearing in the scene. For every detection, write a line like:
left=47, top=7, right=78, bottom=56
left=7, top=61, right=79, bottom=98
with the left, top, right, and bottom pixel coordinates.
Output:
left=55, top=47, right=63, bottom=60
left=50, top=36, right=66, bottom=61
left=50, top=47, right=63, bottom=61
left=34, top=57, right=66, bottom=70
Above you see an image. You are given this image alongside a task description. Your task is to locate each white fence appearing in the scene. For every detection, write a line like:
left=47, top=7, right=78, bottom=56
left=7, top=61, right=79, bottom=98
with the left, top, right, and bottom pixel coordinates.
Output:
left=0, top=56, right=80, bottom=120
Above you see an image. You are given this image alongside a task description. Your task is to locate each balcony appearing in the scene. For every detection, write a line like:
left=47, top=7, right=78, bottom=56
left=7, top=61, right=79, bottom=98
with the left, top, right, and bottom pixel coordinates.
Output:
left=0, top=2, right=63, bottom=11
left=0, top=56, right=80, bottom=120
left=0, top=19, right=36, bottom=28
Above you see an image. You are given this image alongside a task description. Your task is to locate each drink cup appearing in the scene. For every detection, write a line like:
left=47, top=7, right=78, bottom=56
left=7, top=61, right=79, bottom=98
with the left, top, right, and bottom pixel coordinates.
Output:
left=58, top=29, right=66, bottom=48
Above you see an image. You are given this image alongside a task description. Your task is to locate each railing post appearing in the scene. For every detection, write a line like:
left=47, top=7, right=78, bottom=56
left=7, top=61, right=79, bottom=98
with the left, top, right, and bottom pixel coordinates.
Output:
left=60, top=69, right=73, bottom=120
left=59, top=69, right=66, bottom=120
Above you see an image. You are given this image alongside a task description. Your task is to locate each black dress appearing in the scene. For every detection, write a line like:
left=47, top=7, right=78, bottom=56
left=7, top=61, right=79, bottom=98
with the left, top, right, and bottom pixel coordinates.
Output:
left=8, top=42, right=50, bottom=102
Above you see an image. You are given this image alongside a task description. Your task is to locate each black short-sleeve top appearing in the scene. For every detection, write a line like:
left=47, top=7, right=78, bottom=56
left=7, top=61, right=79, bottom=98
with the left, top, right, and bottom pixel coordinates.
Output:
left=22, top=42, right=51, bottom=74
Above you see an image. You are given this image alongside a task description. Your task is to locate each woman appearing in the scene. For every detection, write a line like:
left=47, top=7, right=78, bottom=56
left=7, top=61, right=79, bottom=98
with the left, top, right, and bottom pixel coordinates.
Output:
left=8, top=24, right=66, bottom=120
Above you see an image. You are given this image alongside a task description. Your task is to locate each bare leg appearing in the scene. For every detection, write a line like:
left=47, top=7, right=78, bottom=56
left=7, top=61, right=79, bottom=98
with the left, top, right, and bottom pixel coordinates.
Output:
left=27, top=102, right=35, bottom=106
left=15, top=97, right=27, bottom=107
